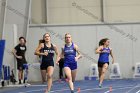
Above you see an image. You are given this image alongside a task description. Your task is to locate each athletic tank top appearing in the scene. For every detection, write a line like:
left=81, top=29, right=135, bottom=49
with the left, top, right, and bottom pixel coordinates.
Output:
left=42, top=43, right=55, bottom=62
left=64, top=43, right=76, bottom=63
left=98, top=47, right=110, bottom=63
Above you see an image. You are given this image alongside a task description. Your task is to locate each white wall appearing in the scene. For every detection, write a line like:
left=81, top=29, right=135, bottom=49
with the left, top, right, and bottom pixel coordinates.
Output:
left=104, top=0, right=140, bottom=22
left=97, top=25, right=134, bottom=78
left=2, top=0, right=140, bottom=82
left=0, top=0, right=6, bottom=39
left=27, top=26, right=98, bottom=81
left=133, top=25, right=140, bottom=64
left=47, top=0, right=101, bottom=24
left=31, top=0, right=101, bottom=24
left=4, top=0, right=30, bottom=37
left=2, top=24, right=16, bottom=70
left=31, top=0, right=140, bottom=24
left=26, top=24, right=140, bottom=82
left=31, top=0, right=46, bottom=24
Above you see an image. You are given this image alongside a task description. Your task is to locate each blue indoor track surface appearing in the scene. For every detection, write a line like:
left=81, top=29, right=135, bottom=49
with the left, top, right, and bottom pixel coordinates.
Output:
left=0, top=79, right=140, bottom=93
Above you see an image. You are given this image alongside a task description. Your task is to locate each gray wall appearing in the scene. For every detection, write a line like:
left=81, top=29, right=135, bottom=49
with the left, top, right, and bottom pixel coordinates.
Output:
left=2, top=24, right=16, bottom=67
left=26, top=24, right=140, bottom=82
left=4, top=0, right=30, bottom=37
left=2, top=23, right=140, bottom=82
left=1, top=0, right=30, bottom=81
left=2, top=24, right=18, bottom=80
left=31, top=0, right=140, bottom=24
left=0, top=0, right=6, bottom=39
left=2, top=0, right=140, bottom=82
left=2, top=0, right=30, bottom=79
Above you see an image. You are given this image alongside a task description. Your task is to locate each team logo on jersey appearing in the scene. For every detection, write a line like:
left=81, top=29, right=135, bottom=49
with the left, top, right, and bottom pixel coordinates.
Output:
left=20, top=47, right=26, bottom=50
left=102, top=49, right=110, bottom=53
left=44, top=50, right=55, bottom=53
left=64, top=49, right=74, bottom=53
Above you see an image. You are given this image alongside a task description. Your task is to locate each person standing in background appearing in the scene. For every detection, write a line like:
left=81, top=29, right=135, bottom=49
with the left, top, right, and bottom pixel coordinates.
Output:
left=12, top=37, right=27, bottom=84
left=58, top=57, right=66, bottom=80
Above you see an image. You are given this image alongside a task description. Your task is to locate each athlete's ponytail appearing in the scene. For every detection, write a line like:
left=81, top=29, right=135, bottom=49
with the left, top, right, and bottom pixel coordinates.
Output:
left=39, top=39, right=45, bottom=44
left=99, top=38, right=109, bottom=46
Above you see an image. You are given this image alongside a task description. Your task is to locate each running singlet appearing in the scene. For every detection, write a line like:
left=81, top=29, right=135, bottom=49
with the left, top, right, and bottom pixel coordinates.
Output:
left=98, top=47, right=110, bottom=63
left=64, top=43, right=76, bottom=63
left=42, top=43, right=55, bottom=62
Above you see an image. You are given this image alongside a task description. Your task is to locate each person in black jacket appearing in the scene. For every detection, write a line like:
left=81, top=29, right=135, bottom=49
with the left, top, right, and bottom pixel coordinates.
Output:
left=12, top=37, right=27, bottom=84
left=58, top=57, right=65, bottom=79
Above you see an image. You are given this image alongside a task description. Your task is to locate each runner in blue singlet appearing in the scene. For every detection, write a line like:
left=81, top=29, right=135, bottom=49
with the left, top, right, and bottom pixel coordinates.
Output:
left=96, top=38, right=114, bottom=88
left=56, top=33, right=82, bottom=93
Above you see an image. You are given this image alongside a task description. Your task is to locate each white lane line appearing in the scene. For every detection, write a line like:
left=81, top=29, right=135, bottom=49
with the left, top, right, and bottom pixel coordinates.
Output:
left=104, top=90, right=110, bottom=93
left=18, top=88, right=45, bottom=93
left=104, top=86, right=140, bottom=93
left=19, top=85, right=135, bottom=93
left=104, top=87, right=132, bottom=93
left=125, top=84, right=139, bottom=93
left=6, top=84, right=47, bottom=87
left=136, top=90, right=140, bottom=93
left=77, top=85, right=136, bottom=92
left=19, top=88, right=70, bottom=93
